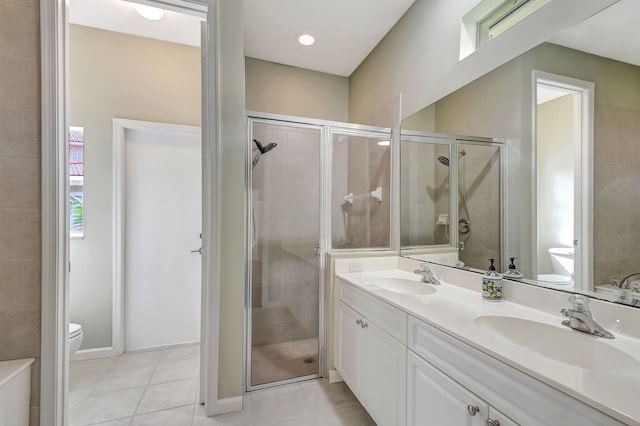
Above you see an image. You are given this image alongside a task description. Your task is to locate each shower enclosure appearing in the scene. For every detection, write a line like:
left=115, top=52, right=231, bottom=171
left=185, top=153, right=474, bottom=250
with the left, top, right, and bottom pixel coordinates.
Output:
left=246, top=114, right=392, bottom=390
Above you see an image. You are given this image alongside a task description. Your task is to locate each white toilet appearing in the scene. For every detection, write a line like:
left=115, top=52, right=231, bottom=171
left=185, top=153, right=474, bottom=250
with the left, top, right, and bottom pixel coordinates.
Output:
left=538, top=247, right=574, bottom=285
left=69, top=323, right=84, bottom=357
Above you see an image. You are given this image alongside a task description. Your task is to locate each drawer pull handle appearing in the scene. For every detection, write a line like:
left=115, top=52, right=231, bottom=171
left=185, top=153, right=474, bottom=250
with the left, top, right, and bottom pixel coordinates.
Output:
left=467, top=405, right=479, bottom=416
left=487, top=419, right=500, bottom=426
left=356, top=319, right=362, bottom=326
left=361, top=321, right=368, bottom=328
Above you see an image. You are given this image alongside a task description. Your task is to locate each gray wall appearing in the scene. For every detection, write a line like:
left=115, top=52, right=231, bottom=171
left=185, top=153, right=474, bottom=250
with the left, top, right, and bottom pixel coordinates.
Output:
left=246, top=57, right=349, bottom=121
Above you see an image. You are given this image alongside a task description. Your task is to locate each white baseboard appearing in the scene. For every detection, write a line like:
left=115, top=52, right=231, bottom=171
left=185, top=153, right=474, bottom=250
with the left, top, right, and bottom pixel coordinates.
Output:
left=328, top=369, right=343, bottom=383
left=71, top=347, right=119, bottom=362
left=208, top=395, right=243, bottom=416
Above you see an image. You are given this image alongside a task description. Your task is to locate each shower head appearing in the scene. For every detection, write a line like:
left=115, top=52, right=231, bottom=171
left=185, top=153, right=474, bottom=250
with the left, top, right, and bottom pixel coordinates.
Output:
left=253, top=139, right=278, bottom=154
left=252, top=139, right=278, bottom=169
left=437, top=150, right=466, bottom=167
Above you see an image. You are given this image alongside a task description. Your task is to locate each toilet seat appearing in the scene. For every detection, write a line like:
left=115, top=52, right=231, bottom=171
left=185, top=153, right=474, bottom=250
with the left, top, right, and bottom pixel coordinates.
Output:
left=537, top=274, right=572, bottom=284
left=69, top=323, right=82, bottom=338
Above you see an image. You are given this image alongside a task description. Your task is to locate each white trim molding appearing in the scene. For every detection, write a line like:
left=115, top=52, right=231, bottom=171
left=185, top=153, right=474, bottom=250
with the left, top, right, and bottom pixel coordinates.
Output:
left=40, top=0, right=69, bottom=424
left=40, top=1, right=222, bottom=424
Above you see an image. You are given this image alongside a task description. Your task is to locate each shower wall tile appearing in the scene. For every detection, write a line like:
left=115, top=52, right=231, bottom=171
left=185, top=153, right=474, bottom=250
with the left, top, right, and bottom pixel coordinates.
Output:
left=593, top=104, right=640, bottom=286
left=0, top=54, right=38, bottom=108
left=0, top=2, right=41, bottom=421
left=0, top=158, right=39, bottom=208
left=0, top=106, right=39, bottom=159
left=0, top=3, right=39, bottom=59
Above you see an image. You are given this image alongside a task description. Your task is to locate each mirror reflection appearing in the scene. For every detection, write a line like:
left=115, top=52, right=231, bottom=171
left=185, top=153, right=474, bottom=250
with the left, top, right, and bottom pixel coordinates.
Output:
left=400, top=0, right=640, bottom=307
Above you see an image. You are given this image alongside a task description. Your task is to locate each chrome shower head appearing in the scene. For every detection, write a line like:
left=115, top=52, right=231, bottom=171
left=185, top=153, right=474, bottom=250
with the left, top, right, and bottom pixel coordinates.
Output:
left=437, top=156, right=450, bottom=167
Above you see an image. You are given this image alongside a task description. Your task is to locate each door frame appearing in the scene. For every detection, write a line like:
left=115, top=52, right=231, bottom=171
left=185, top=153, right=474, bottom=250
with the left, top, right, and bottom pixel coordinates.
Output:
left=531, top=70, right=594, bottom=290
left=113, top=118, right=202, bottom=354
left=40, top=0, right=222, bottom=424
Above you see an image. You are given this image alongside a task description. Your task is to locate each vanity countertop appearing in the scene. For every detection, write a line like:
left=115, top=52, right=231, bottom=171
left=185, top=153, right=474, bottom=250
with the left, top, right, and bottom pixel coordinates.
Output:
left=336, top=265, right=640, bottom=426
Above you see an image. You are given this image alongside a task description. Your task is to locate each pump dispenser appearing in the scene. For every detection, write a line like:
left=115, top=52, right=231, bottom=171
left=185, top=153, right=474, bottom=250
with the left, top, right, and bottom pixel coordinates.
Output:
left=482, top=258, right=503, bottom=301
left=503, top=257, right=523, bottom=280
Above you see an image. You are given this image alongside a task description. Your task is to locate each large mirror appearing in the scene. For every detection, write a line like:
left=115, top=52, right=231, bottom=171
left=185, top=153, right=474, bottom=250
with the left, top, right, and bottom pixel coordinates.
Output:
left=400, top=0, right=640, bottom=307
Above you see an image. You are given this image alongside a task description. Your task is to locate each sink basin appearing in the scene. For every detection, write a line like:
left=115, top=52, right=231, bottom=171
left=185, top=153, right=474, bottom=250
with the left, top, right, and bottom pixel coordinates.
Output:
left=373, top=278, right=437, bottom=295
left=474, top=315, right=640, bottom=372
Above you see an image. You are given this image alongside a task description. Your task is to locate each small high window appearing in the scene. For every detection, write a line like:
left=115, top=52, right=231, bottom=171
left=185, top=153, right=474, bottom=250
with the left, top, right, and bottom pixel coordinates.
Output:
left=69, top=126, right=84, bottom=238
left=460, top=0, right=550, bottom=59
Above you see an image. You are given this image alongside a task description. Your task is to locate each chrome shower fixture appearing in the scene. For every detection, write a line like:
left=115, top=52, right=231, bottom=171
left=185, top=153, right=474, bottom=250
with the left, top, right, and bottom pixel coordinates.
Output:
left=252, top=138, right=278, bottom=169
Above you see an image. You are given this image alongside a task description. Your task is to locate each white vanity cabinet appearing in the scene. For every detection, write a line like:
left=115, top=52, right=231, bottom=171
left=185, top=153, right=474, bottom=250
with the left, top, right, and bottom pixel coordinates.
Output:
left=334, top=279, right=407, bottom=426
left=407, top=350, right=518, bottom=426
left=408, top=316, right=624, bottom=426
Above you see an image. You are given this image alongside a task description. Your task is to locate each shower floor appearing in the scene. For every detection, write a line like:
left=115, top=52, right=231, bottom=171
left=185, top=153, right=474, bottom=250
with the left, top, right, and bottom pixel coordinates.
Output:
left=251, top=338, right=319, bottom=386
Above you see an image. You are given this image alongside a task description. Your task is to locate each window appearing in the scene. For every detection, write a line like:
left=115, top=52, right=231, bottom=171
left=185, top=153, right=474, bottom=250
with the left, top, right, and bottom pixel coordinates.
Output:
left=477, top=0, right=550, bottom=47
left=69, top=126, right=84, bottom=237
left=460, top=0, right=550, bottom=59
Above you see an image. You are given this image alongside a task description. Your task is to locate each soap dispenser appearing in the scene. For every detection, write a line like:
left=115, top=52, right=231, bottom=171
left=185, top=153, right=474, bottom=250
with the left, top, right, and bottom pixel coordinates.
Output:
left=482, top=258, right=503, bottom=301
left=503, top=257, right=523, bottom=280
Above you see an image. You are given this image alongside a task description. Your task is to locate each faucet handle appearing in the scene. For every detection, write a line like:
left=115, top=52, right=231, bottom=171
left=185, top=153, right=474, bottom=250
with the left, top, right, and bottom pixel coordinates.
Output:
left=568, top=294, right=589, bottom=312
left=419, top=262, right=431, bottom=271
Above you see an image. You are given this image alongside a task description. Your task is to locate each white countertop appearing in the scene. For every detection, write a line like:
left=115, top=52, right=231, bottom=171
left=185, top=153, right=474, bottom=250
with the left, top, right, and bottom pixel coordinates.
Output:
left=336, top=266, right=640, bottom=426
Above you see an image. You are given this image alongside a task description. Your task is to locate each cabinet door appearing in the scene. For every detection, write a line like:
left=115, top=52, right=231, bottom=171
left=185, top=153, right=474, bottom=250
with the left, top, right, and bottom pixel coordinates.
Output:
left=363, top=320, right=406, bottom=426
left=407, top=351, right=487, bottom=426
left=488, top=407, right=520, bottom=426
left=335, top=301, right=365, bottom=397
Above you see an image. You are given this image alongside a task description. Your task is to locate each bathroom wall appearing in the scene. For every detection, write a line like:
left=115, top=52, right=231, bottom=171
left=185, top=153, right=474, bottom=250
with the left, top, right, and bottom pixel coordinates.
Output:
left=537, top=94, right=575, bottom=274
left=69, top=24, right=201, bottom=349
left=348, top=0, right=616, bottom=124
left=0, top=0, right=41, bottom=422
left=245, top=57, right=349, bottom=122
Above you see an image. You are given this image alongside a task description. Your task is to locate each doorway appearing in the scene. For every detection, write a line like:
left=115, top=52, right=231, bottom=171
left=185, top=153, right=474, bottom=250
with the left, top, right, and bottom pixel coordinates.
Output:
left=533, top=71, right=594, bottom=291
left=41, top=0, right=217, bottom=423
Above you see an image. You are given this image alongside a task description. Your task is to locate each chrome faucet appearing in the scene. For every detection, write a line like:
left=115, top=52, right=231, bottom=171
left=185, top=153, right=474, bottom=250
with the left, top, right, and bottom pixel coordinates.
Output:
left=560, top=295, right=614, bottom=339
left=413, top=262, right=441, bottom=285
left=619, top=272, right=640, bottom=289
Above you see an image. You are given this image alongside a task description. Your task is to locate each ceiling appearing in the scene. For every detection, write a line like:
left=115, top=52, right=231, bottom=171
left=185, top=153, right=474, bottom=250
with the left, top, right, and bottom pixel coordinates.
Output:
left=70, top=0, right=415, bottom=77
left=69, top=0, right=639, bottom=78
left=550, top=0, right=640, bottom=67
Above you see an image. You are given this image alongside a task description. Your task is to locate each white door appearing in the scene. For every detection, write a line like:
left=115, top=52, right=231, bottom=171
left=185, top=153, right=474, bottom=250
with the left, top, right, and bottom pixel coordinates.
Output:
left=124, top=125, right=202, bottom=350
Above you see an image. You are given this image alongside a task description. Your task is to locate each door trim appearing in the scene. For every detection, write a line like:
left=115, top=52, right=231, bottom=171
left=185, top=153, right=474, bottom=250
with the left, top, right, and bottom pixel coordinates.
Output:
left=531, top=70, right=594, bottom=291
left=40, top=1, right=222, bottom=424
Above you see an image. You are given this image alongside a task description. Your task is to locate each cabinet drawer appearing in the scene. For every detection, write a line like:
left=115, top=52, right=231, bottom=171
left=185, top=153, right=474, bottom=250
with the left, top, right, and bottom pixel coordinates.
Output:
left=337, top=278, right=407, bottom=344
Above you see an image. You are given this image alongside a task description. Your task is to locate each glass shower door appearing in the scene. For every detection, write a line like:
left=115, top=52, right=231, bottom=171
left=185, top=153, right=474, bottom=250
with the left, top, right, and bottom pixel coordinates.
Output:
left=248, top=119, right=322, bottom=389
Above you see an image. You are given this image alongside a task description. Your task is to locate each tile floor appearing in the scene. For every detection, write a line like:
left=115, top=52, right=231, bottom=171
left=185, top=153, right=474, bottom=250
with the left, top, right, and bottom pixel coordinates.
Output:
left=69, top=343, right=375, bottom=425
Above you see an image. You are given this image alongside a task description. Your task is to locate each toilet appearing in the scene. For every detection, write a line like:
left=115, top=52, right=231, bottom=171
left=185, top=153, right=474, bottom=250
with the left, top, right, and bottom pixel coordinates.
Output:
left=69, top=322, right=84, bottom=357
left=538, top=247, right=574, bottom=285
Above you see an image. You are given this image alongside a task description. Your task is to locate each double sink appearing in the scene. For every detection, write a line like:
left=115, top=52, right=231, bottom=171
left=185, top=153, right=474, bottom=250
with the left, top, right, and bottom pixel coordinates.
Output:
left=344, top=269, right=640, bottom=374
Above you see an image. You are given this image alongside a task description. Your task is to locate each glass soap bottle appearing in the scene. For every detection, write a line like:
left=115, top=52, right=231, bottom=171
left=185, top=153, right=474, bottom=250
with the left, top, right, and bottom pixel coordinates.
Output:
left=482, top=258, right=503, bottom=302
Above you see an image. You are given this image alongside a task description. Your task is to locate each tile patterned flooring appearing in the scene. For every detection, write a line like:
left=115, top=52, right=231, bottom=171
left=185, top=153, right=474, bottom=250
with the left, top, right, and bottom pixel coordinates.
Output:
left=69, top=344, right=375, bottom=425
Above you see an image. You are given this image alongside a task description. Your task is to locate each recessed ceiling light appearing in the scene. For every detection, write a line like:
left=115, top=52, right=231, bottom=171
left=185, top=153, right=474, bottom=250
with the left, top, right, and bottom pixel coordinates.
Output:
left=377, top=140, right=391, bottom=146
left=297, top=34, right=315, bottom=46
left=134, top=4, right=164, bottom=21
